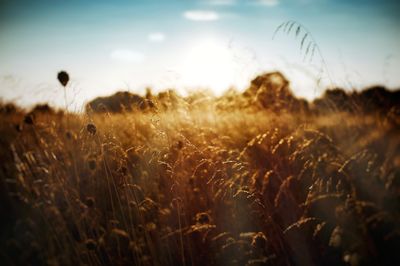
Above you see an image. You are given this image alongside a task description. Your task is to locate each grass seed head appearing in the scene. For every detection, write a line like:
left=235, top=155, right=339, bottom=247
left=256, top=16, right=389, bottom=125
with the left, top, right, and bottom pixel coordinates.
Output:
left=86, top=123, right=97, bottom=135
left=251, top=232, right=267, bottom=249
left=23, top=114, right=34, bottom=125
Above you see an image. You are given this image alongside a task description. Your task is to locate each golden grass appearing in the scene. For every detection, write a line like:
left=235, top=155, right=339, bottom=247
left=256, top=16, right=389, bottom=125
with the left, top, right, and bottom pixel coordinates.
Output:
left=0, top=98, right=399, bottom=265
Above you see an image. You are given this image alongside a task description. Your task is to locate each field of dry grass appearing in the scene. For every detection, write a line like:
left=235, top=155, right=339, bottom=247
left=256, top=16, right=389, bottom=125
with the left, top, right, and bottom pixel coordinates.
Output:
left=0, top=72, right=399, bottom=265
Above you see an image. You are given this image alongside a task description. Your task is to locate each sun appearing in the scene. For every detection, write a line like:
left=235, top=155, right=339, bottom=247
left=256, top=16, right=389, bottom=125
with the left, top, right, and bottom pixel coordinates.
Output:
left=179, top=38, right=236, bottom=95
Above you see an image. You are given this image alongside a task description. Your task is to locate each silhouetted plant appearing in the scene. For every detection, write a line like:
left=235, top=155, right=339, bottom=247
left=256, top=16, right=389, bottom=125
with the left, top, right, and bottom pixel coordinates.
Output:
left=58, top=70, right=70, bottom=112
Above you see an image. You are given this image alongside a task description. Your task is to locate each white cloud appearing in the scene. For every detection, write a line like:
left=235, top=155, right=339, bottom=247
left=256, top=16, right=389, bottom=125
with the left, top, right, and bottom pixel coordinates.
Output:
left=183, top=10, right=220, bottom=21
left=148, top=32, right=166, bottom=42
left=252, top=0, right=280, bottom=6
left=110, top=49, right=145, bottom=63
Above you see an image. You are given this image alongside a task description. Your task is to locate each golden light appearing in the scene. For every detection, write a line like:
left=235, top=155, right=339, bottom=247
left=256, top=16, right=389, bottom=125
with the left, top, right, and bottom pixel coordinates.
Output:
left=179, top=38, right=236, bottom=95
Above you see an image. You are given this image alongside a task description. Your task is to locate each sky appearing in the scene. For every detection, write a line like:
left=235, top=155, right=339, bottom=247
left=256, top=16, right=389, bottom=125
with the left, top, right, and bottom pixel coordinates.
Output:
left=1, top=0, right=399, bottom=109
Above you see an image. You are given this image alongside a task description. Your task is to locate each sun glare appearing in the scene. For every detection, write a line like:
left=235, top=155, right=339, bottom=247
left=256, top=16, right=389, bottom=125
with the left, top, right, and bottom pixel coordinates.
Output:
left=179, top=38, right=235, bottom=95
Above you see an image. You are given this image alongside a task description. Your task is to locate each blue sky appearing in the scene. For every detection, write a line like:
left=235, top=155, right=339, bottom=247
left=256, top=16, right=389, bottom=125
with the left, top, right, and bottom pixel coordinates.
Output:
left=1, top=0, right=399, bottom=108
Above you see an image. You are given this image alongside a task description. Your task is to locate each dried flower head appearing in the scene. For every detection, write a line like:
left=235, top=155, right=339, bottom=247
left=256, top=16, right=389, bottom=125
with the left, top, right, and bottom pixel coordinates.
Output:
left=85, top=197, right=95, bottom=208
left=57, top=71, right=69, bottom=87
left=86, top=123, right=97, bottom=135
left=195, top=212, right=211, bottom=225
left=23, top=114, right=34, bottom=125
left=65, top=131, right=74, bottom=140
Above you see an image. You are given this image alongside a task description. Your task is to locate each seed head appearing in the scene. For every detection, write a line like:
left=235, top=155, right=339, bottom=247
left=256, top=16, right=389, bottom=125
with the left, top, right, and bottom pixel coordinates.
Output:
left=57, top=71, right=69, bottom=87
left=251, top=232, right=267, bottom=249
left=23, top=114, right=34, bottom=125
left=85, top=197, right=95, bottom=208
left=195, top=212, right=211, bottom=225
left=66, top=131, right=73, bottom=140
left=176, top=140, right=184, bottom=149
left=86, top=123, right=97, bottom=135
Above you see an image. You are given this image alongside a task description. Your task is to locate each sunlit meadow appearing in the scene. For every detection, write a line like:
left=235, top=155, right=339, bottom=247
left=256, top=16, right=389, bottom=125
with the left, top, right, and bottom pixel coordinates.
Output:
left=1, top=1, right=399, bottom=265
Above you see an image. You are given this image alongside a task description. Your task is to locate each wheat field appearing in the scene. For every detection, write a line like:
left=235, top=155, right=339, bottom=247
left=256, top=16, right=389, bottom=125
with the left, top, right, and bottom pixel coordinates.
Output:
left=0, top=72, right=399, bottom=266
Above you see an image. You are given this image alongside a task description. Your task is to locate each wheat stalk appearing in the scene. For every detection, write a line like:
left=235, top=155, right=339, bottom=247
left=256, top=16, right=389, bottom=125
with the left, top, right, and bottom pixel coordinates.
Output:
left=273, top=20, right=334, bottom=89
